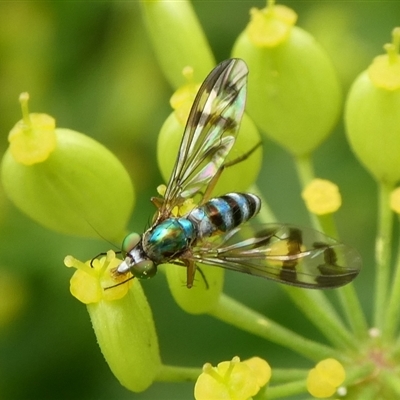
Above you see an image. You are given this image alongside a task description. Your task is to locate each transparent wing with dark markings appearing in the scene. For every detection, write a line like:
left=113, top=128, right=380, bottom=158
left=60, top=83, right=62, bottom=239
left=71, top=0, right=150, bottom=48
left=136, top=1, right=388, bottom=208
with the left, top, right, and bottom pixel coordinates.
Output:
left=159, top=59, right=248, bottom=219
left=191, top=224, right=361, bottom=289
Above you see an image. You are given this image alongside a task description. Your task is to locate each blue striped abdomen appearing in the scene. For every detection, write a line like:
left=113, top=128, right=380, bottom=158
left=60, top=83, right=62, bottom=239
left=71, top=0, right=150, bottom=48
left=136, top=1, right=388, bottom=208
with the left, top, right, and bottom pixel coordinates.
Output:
left=187, top=192, right=261, bottom=238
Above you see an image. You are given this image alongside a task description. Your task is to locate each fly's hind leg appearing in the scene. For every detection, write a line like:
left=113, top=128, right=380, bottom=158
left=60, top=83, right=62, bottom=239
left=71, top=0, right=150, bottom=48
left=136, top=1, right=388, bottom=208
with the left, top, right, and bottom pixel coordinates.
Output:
left=181, top=259, right=210, bottom=290
left=201, top=140, right=262, bottom=203
left=183, top=259, right=197, bottom=288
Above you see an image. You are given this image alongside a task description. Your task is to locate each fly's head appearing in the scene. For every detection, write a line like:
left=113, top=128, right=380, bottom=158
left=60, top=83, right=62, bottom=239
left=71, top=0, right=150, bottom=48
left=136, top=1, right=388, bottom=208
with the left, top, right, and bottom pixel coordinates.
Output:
left=114, top=232, right=157, bottom=280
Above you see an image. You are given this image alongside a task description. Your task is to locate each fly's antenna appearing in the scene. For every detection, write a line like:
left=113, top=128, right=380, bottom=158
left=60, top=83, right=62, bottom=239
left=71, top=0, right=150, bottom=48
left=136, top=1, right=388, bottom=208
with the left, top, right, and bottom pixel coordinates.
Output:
left=84, top=218, right=120, bottom=251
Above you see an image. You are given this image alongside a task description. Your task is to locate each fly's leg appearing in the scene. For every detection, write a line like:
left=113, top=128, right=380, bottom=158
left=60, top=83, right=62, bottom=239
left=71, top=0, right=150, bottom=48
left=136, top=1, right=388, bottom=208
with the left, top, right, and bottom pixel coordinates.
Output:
left=201, top=140, right=262, bottom=203
left=181, top=260, right=210, bottom=290
left=104, top=275, right=135, bottom=290
left=196, top=266, right=210, bottom=290
left=183, top=259, right=197, bottom=288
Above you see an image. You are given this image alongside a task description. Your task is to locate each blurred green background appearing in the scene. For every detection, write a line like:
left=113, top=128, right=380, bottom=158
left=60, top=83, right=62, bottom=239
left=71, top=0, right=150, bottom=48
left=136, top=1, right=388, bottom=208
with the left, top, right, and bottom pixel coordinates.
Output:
left=0, top=1, right=399, bottom=399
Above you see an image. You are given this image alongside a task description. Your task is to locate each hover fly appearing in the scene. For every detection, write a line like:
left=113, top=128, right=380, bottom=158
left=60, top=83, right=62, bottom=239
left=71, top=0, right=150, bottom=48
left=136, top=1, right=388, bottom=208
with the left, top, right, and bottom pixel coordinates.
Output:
left=111, top=58, right=361, bottom=289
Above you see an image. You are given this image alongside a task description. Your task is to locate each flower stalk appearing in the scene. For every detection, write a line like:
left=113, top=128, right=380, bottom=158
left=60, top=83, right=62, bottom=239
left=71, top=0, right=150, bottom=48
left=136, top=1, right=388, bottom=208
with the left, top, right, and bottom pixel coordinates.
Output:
left=208, top=293, right=337, bottom=361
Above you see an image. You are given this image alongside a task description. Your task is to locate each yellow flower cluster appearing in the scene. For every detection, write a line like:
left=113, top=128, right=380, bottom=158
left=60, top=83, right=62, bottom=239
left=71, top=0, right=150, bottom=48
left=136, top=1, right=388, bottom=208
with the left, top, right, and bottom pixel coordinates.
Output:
left=306, top=358, right=346, bottom=398
left=64, top=251, right=132, bottom=304
left=302, top=179, right=342, bottom=215
left=194, top=356, right=271, bottom=400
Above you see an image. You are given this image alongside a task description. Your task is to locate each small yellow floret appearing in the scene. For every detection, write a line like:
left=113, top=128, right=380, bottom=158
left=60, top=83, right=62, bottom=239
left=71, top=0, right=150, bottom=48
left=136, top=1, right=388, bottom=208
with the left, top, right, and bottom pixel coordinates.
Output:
left=368, top=27, right=400, bottom=90
left=306, top=358, right=345, bottom=398
left=246, top=4, right=297, bottom=48
left=243, top=357, right=272, bottom=387
left=65, top=251, right=133, bottom=304
left=157, top=184, right=167, bottom=197
left=302, top=179, right=341, bottom=215
left=8, top=93, right=57, bottom=165
left=390, top=187, right=400, bottom=214
left=194, top=356, right=270, bottom=400
left=170, top=67, right=201, bottom=125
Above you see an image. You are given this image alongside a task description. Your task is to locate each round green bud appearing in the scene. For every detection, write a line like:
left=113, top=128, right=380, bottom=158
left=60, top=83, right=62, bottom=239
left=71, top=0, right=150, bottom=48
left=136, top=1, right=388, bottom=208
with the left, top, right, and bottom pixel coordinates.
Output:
left=140, top=0, right=214, bottom=88
left=164, top=263, right=224, bottom=314
left=345, top=28, right=400, bottom=184
left=157, top=111, right=262, bottom=197
left=232, top=5, right=341, bottom=156
left=66, top=253, right=161, bottom=391
left=88, top=282, right=161, bottom=391
left=1, top=94, right=134, bottom=241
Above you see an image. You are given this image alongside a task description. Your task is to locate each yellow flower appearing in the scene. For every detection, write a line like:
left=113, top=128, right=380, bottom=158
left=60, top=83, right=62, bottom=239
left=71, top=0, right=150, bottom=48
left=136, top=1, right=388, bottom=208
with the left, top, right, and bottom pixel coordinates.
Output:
left=302, top=179, right=341, bottom=215
left=306, top=358, right=346, bottom=398
left=8, top=93, right=56, bottom=165
left=368, top=27, right=400, bottom=90
left=246, top=3, right=297, bottom=48
left=170, top=66, right=201, bottom=125
left=194, top=356, right=271, bottom=400
left=64, top=251, right=133, bottom=304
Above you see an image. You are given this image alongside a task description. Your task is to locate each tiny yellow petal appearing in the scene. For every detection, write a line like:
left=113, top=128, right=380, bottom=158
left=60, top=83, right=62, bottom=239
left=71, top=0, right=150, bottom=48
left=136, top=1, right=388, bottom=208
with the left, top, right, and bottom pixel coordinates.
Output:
left=306, top=358, right=345, bottom=398
left=307, top=367, right=336, bottom=398
left=390, top=187, right=400, bottom=214
left=243, top=357, right=271, bottom=387
left=368, top=27, right=400, bottom=90
left=302, top=179, right=341, bottom=215
left=157, top=184, right=167, bottom=197
left=194, top=356, right=266, bottom=400
left=8, top=94, right=56, bottom=165
left=70, top=269, right=102, bottom=304
left=247, top=5, right=297, bottom=48
left=65, top=252, right=132, bottom=304
left=170, top=77, right=200, bottom=125
left=316, top=358, right=345, bottom=387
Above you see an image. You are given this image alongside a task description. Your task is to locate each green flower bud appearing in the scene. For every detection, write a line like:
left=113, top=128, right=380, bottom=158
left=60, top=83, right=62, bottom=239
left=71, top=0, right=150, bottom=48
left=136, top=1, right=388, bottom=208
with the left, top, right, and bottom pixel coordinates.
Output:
left=232, top=2, right=341, bottom=156
left=164, top=263, right=224, bottom=314
left=345, top=28, right=400, bottom=184
left=157, top=74, right=262, bottom=196
left=140, top=0, right=215, bottom=88
left=1, top=94, right=134, bottom=241
left=65, top=253, right=161, bottom=392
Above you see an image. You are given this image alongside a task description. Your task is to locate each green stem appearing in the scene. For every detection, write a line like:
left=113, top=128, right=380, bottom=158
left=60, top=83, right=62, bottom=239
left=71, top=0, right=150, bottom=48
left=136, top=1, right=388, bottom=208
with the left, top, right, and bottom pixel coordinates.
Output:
left=19, top=92, right=31, bottom=127
left=283, top=286, right=359, bottom=351
left=352, top=384, right=380, bottom=400
left=345, top=363, right=375, bottom=386
left=256, top=379, right=307, bottom=399
left=156, top=364, right=201, bottom=382
left=209, top=294, right=338, bottom=361
left=392, top=337, right=400, bottom=357
left=294, top=154, right=322, bottom=231
left=383, top=216, right=400, bottom=340
left=294, top=154, right=368, bottom=342
left=337, top=284, right=369, bottom=340
left=380, top=369, right=400, bottom=396
left=270, top=368, right=308, bottom=383
left=374, top=181, right=395, bottom=329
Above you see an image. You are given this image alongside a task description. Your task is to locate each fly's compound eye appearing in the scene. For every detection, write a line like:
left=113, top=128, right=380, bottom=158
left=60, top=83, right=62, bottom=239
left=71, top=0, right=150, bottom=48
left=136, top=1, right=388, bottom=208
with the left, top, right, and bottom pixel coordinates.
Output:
left=131, top=260, right=157, bottom=280
left=122, top=232, right=141, bottom=252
